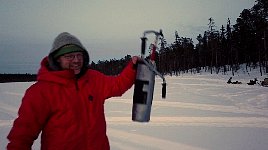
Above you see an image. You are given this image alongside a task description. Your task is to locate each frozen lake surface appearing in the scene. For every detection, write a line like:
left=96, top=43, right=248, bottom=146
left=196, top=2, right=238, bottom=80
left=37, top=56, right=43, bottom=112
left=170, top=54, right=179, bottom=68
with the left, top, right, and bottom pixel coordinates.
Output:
left=1, top=68, right=268, bottom=150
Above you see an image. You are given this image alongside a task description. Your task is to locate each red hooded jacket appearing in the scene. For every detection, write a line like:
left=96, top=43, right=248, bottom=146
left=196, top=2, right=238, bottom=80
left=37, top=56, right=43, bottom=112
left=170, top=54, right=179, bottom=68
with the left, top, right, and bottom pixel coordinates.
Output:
left=7, top=57, right=137, bottom=150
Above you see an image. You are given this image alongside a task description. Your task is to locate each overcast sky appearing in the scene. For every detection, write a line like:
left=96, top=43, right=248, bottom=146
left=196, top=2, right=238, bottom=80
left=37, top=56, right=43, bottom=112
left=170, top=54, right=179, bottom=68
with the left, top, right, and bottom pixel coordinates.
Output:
left=0, top=0, right=255, bottom=64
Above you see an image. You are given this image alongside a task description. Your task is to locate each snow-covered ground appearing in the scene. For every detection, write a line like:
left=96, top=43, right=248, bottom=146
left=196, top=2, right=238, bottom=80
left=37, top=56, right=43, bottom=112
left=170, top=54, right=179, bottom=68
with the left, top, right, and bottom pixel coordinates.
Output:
left=1, top=67, right=268, bottom=150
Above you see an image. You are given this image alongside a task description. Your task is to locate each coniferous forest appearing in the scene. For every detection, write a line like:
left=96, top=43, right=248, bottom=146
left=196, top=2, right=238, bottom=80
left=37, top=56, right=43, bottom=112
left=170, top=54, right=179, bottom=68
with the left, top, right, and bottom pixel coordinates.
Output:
left=1, top=0, right=267, bottom=82
left=92, top=0, right=268, bottom=76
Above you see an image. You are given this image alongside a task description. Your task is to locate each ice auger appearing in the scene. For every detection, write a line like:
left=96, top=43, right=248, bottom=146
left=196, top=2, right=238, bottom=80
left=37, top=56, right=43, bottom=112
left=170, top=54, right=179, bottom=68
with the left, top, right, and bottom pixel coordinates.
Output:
left=132, top=29, right=166, bottom=122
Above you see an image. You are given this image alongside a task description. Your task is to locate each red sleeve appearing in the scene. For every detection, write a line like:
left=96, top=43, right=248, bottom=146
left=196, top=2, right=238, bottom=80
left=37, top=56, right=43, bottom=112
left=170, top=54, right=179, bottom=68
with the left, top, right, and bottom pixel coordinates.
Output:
left=7, top=84, right=51, bottom=150
left=102, top=60, right=137, bottom=99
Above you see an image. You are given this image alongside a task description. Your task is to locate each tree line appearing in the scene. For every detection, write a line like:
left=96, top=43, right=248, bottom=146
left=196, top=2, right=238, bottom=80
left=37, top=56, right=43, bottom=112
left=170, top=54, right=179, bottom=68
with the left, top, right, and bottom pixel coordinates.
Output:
left=0, top=74, right=36, bottom=83
left=1, top=0, right=267, bottom=82
left=93, top=0, right=268, bottom=76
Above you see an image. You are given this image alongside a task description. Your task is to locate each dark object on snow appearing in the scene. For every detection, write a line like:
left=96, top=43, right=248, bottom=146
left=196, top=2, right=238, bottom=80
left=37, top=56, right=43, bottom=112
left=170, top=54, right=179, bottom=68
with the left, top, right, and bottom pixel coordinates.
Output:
left=261, top=78, right=268, bottom=87
left=247, top=78, right=258, bottom=85
left=227, top=77, right=232, bottom=84
left=232, top=81, right=242, bottom=84
left=227, top=77, right=242, bottom=84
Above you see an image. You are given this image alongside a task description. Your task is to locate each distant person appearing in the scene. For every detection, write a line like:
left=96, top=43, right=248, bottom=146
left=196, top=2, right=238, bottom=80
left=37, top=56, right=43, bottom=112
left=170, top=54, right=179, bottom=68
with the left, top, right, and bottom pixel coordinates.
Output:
left=227, top=77, right=232, bottom=84
left=7, top=32, right=139, bottom=150
left=247, top=78, right=258, bottom=85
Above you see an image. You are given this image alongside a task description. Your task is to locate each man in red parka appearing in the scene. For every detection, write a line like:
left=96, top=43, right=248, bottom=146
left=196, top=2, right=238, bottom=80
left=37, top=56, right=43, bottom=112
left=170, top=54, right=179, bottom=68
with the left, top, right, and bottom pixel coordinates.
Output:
left=7, top=32, right=138, bottom=150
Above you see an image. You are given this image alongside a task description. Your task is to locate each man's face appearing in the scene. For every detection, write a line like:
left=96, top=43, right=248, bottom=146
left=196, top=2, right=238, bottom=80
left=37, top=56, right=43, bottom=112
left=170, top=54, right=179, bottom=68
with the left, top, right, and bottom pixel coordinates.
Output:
left=57, top=52, right=84, bottom=74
